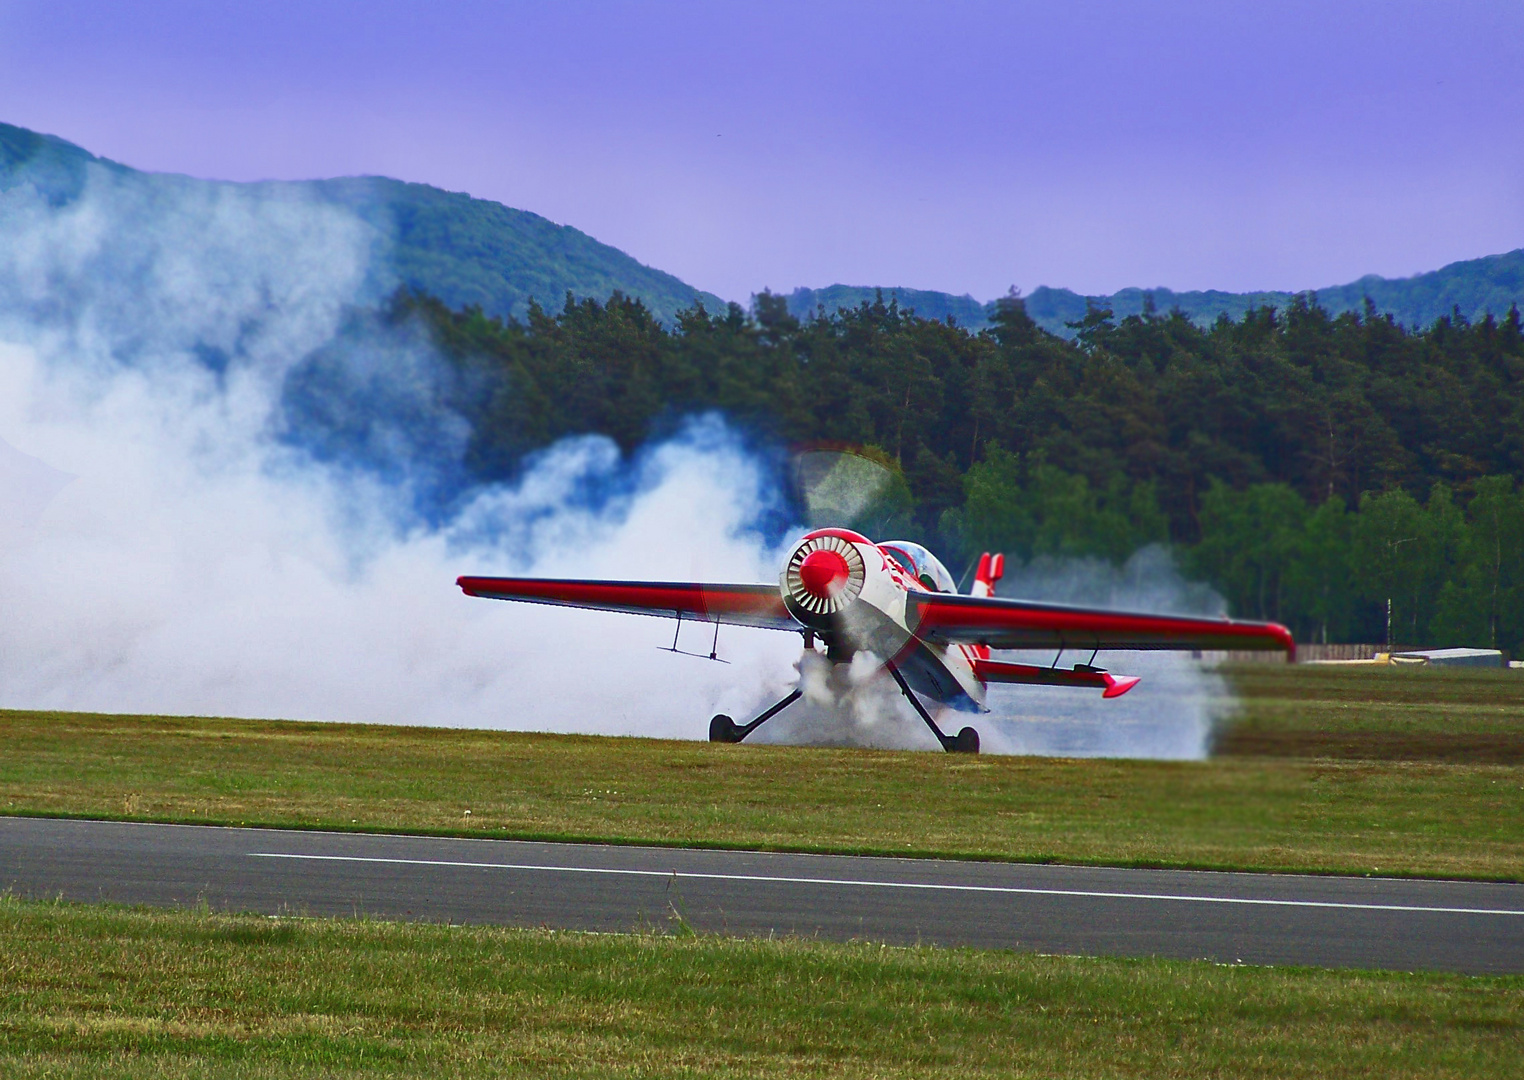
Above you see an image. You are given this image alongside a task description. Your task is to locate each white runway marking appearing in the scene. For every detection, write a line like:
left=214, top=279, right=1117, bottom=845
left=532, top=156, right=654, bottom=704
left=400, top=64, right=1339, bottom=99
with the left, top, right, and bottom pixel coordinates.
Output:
left=247, top=853, right=1524, bottom=916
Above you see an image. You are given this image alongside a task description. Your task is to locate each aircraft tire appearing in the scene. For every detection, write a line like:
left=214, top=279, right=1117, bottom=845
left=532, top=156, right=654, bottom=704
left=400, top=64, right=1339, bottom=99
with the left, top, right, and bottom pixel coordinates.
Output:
left=951, top=726, right=980, bottom=754
left=709, top=714, right=742, bottom=743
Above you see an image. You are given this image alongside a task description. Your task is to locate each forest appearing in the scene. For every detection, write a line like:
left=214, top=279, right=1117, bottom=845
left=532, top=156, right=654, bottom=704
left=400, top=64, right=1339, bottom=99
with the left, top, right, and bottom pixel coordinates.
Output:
left=345, top=287, right=1524, bottom=654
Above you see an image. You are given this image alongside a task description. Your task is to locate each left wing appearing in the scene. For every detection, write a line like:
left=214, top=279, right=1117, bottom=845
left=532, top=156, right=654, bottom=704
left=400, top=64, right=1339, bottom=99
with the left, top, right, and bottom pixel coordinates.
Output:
left=910, top=592, right=1294, bottom=656
left=456, top=577, right=798, bottom=631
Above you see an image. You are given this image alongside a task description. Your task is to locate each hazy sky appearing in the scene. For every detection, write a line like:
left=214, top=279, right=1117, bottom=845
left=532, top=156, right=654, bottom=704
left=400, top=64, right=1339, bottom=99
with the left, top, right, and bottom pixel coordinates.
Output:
left=2, top=0, right=1521, bottom=303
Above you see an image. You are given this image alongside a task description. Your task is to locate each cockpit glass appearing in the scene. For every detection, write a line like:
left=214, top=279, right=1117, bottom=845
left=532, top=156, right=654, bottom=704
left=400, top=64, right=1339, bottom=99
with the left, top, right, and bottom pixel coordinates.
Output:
left=881, top=545, right=916, bottom=575
left=880, top=541, right=957, bottom=593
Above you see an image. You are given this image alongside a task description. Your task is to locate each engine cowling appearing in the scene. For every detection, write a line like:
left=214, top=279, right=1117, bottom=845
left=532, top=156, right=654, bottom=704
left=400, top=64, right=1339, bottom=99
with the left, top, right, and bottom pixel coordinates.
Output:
left=781, top=530, right=867, bottom=625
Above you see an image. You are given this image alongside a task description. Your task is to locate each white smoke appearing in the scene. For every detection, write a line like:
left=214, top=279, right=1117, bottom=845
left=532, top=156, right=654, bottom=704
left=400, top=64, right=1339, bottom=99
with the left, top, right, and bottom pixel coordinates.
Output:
left=0, top=165, right=800, bottom=736
left=0, top=163, right=1229, bottom=756
left=753, top=649, right=934, bottom=750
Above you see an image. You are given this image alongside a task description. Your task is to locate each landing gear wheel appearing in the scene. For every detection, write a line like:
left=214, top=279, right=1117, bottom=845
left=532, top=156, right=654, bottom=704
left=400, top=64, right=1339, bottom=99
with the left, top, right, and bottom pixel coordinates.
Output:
left=951, top=726, right=980, bottom=754
left=709, top=714, right=743, bottom=743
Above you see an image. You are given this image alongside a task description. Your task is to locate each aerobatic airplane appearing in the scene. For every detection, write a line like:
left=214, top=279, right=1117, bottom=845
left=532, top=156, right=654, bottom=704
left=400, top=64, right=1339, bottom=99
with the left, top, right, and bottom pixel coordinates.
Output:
left=457, top=527, right=1293, bottom=753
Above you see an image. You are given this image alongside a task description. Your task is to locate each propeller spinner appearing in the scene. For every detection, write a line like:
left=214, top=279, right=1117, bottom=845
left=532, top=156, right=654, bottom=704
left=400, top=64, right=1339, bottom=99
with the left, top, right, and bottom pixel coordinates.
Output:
left=782, top=531, right=865, bottom=618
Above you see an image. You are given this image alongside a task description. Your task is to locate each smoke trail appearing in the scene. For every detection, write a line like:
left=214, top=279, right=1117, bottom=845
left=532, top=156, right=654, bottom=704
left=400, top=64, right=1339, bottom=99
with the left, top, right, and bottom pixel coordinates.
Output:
left=0, top=434, right=73, bottom=548
left=0, top=162, right=1229, bottom=756
left=753, top=649, right=931, bottom=750
left=0, top=164, right=800, bottom=735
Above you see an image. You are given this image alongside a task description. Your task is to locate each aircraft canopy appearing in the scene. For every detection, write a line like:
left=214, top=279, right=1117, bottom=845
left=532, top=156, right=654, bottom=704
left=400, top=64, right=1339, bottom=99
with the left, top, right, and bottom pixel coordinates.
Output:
left=880, top=540, right=957, bottom=593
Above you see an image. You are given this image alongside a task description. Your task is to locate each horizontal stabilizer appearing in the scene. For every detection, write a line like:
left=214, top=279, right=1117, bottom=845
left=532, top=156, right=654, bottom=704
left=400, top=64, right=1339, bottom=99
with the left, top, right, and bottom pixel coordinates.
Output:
left=973, top=659, right=1140, bottom=698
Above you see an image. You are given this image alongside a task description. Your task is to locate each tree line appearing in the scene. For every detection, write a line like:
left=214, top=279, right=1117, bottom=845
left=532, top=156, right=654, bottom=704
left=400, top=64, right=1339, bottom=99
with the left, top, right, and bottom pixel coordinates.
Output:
left=377, top=286, right=1524, bottom=653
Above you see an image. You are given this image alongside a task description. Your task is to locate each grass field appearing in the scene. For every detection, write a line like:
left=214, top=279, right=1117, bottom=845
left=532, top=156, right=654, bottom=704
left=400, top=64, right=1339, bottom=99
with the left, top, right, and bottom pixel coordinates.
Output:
left=2, top=896, right=1520, bottom=1079
left=2, top=665, right=1522, bottom=880
left=1215, top=663, right=1524, bottom=762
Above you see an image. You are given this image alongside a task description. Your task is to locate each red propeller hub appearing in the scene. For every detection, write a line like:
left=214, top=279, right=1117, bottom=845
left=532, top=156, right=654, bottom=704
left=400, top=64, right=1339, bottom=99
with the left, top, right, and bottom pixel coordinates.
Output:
left=798, top=547, right=851, bottom=600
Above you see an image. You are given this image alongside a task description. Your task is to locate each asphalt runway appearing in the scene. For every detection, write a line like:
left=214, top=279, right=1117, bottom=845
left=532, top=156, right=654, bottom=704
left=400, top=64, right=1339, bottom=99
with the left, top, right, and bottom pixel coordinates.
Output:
left=3, top=815, right=1522, bottom=974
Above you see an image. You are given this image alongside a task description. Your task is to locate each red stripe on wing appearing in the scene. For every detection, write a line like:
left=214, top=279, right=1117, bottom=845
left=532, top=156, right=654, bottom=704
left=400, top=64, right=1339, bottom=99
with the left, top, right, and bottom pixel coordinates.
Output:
left=913, top=592, right=1294, bottom=656
left=456, top=577, right=798, bottom=631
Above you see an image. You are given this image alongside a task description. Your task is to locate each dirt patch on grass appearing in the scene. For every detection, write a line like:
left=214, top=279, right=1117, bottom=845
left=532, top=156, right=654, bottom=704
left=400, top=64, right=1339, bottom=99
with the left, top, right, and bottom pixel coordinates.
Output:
left=1214, top=728, right=1524, bottom=763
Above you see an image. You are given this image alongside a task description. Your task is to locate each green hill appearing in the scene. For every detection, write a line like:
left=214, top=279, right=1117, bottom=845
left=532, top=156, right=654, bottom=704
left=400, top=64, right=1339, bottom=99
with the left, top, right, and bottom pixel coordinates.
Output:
left=5, top=120, right=1522, bottom=335
left=0, top=121, right=725, bottom=325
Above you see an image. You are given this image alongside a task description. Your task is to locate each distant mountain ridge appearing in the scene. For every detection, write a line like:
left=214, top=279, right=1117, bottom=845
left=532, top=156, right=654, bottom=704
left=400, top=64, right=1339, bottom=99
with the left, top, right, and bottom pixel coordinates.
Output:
left=1020, top=251, right=1524, bottom=336
left=784, top=285, right=990, bottom=328
left=4, top=121, right=1522, bottom=336
left=0, top=121, right=726, bottom=325
left=784, top=249, right=1524, bottom=338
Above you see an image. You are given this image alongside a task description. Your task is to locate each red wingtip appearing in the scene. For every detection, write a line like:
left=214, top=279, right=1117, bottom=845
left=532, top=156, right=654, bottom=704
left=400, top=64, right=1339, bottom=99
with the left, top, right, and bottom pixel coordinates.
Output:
left=1101, top=674, right=1141, bottom=699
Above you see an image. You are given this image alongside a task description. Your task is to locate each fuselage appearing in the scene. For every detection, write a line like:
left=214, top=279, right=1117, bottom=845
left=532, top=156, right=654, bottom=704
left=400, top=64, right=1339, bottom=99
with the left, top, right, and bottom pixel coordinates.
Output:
left=779, top=528, right=990, bottom=712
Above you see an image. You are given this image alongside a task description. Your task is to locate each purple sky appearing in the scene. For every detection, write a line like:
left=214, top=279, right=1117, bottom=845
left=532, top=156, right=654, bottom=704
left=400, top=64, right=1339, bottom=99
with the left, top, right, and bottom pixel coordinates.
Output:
left=2, top=0, right=1521, bottom=303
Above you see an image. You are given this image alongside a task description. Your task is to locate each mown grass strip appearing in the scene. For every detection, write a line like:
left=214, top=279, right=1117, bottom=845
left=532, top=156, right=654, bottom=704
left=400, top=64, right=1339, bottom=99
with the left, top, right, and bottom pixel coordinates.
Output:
left=3, top=700, right=1523, bottom=880
left=1, top=895, right=1519, bottom=1079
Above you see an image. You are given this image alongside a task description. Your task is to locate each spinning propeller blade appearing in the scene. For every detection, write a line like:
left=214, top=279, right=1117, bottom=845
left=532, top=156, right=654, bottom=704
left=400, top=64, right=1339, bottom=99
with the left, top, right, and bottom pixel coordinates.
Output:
left=791, top=447, right=910, bottom=534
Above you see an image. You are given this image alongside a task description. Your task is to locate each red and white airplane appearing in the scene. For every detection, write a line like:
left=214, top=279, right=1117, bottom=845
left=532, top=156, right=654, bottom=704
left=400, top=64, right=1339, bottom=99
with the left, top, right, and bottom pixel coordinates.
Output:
left=458, top=528, right=1293, bottom=753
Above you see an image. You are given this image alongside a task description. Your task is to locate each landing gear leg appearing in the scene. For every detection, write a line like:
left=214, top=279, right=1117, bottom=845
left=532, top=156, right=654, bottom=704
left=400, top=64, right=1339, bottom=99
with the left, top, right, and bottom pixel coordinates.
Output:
left=709, top=689, right=803, bottom=744
left=885, top=662, right=980, bottom=754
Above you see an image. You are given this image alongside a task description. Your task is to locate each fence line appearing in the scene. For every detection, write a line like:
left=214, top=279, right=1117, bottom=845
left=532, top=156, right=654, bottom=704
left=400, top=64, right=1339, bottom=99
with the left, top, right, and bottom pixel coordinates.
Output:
left=1197, top=643, right=1410, bottom=664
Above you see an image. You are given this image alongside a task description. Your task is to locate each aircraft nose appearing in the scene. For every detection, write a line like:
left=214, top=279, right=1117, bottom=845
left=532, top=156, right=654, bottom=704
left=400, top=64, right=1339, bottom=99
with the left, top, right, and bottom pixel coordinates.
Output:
left=798, top=547, right=850, bottom=599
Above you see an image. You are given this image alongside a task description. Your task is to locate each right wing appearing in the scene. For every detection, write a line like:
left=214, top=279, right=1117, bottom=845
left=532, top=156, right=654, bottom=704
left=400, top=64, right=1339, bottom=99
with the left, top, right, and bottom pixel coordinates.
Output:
left=910, top=591, right=1294, bottom=656
left=456, top=576, right=799, bottom=631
